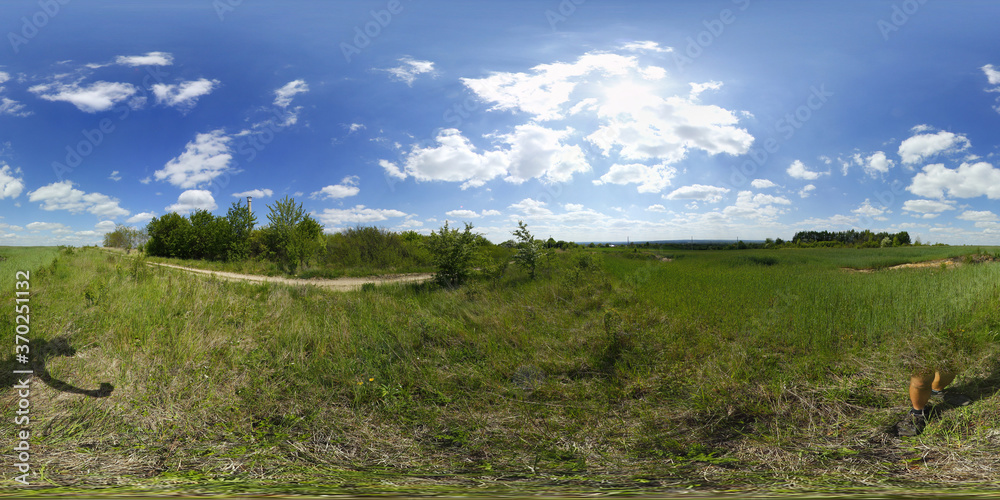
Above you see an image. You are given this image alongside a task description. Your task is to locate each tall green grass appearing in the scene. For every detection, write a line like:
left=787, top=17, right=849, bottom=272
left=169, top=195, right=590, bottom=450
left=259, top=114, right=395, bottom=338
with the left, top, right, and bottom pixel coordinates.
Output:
left=4, top=246, right=1000, bottom=493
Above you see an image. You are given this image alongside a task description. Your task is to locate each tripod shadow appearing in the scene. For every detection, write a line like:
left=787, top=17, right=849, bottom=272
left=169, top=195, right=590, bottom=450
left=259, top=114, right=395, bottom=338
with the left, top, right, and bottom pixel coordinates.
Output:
left=2, top=336, right=114, bottom=397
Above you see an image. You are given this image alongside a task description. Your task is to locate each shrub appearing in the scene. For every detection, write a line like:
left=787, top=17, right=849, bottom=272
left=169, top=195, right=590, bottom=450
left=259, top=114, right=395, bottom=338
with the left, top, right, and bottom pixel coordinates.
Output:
left=512, top=220, right=545, bottom=279
left=426, top=221, right=478, bottom=287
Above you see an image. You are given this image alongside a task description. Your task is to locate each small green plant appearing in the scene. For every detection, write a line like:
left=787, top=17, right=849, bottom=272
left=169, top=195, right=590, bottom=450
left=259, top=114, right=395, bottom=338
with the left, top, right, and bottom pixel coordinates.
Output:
left=512, top=220, right=546, bottom=279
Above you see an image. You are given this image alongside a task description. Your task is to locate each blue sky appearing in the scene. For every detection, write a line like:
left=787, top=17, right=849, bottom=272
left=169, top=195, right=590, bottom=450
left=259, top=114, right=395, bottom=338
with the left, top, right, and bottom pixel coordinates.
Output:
left=2, top=0, right=999, bottom=245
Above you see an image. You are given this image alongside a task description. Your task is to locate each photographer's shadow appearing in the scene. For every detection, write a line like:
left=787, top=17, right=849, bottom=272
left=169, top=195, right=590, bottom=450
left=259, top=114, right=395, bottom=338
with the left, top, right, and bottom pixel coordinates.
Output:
left=2, top=336, right=113, bottom=397
left=932, top=358, right=1000, bottom=416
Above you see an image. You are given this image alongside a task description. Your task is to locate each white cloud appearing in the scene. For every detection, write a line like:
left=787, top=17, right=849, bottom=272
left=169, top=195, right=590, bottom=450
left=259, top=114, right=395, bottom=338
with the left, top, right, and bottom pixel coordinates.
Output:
left=898, top=130, right=971, bottom=165
left=907, top=162, right=1000, bottom=199
left=27, top=222, right=69, bottom=232
left=388, top=129, right=507, bottom=189
left=798, top=184, right=816, bottom=198
left=232, top=189, right=273, bottom=198
left=108, top=170, right=122, bottom=181
left=446, top=209, right=479, bottom=219
left=154, top=129, right=234, bottom=188
left=381, top=57, right=436, bottom=86
left=646, top=204, right=667, bottom=212
left=27, top=181, right=129, bottom=218
left=508, top=198, right=553, bottom=217
left=858, top=151, right=895, bottom=176
left=719, top=191, right=791, bottom=221
left=95, top=220, right=116, bottom=232
left=983, top=64, right=1000, bottom=87
left=902, top=199, right=956, bottom=214
left=593, top=162, right=676, bottom=193
left=0, top=97, right=30, bottom=117
left=315, top=205, right=408, bottom=227
left=751, top=179, right=777, bottom=189
left=957, top=210, right=998, bottom=222
left=152, top=78, right=219, bottom=110
left=0, top=164, right=25, bottom=199
left=620, top=41, right=673, bottom=53
left=499, top=123, right=591, bottom=184
left=126, top=212, right=157, bottom=224
left=313, top=176, right=360, bottom=199
left=274, top=79, right=309, bottom=108
left=564, top=203, right=584, bottom=212
left=29, top=80, right=137, bottom=113
left=348, top=123, right=366, bottom=133
left=166, top=190, right=217, bottom=214
left=787, top=160, right=825, bottom=180
left=115, top=51, right=174, bottom=66
left=852, top=199, right=888, bottom=221
left=664, top=184, right=730, bottom=203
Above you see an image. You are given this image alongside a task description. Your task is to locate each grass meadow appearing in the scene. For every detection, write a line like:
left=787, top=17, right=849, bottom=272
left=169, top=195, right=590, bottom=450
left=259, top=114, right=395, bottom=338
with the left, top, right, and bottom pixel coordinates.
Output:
left=2, top=244, right=1000, bottom=496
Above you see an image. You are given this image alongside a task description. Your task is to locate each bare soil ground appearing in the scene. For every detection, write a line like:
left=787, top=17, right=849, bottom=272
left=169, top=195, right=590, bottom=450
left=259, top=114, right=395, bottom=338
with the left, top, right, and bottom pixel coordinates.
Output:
left=146, top=261, right=433, bottom=291
left=842, top=258, right=962, bottom=273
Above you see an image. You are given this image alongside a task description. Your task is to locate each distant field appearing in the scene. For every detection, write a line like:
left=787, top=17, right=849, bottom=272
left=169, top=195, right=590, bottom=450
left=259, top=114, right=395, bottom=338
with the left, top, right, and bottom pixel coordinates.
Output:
left=0, top=246, right=61, bottom=291
left=2, top=245, right=999, bottom=496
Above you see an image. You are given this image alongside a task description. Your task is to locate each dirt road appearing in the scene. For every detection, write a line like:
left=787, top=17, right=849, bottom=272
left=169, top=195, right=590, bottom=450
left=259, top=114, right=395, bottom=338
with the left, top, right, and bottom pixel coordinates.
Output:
left=147, top=261, right=434, bottom=291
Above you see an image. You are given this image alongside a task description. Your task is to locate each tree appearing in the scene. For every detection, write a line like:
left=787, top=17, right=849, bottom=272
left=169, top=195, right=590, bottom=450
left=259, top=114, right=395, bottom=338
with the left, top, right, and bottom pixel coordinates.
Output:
left=512, top=220, right=545, bottom=279
left=260, top=196, right=324, bottom=273
left=226, top=201, right=257, bottom=261
left=146, top=212, right=193, bottom=259
left=426, top=221, right=478, bottom=287
left=103, top=224, right=141, bottom=253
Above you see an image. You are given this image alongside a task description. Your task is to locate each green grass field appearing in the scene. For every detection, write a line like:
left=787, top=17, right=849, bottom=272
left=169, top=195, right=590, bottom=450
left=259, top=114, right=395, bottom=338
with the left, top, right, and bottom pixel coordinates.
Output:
left=2, top=245, right=999, bottom=496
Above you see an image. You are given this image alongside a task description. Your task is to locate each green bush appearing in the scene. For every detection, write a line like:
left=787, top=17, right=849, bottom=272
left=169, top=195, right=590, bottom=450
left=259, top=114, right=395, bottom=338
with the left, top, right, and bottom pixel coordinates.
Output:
left=426, top=221, right=478, bottom=287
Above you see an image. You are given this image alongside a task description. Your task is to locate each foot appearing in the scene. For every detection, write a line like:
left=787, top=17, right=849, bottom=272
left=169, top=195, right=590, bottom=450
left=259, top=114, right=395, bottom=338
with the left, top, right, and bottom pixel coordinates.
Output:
left=931, top=389, right=971, bottom=406
left=897, top=408, right=929, bottom=437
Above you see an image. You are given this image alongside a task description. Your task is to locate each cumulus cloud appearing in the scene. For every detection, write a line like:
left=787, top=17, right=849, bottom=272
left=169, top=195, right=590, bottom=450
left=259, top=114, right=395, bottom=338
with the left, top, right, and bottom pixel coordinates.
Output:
left=751, top=179, right=777, bottom=189
left=274, top=79, right=309, bottom=108
left=664, top=184, right=730, bottom=203
left=232, top=189, right=273, bottom=198
left=312, top=176, right=360, bottom=200
left=593, top=163, right=676, bottom=193
left=799, top=184, right=816, bottom=198
left=166, top=190, right=217, bottom=214
left=902, top=199, right=956, bottom=214
left=898, top=130, right=971, bottom=165
left=380, top=57, right=436, bottom=86
left=983, top=64, right=1000, bottom=113
left=384, top=129, right=507, bottom=189
left=957, top=210, right=998, bottom=222
left=719, top=191, right=791, bottom=221
left=907, top=162, right=1000, bottom=199
left=116, top=51, right=174, bottom=66
left=154, top=129, right=234, bottom=188
left=27, top=180, right=129, bottom=218
left=126, top=212, right=157, bottom=224
left=0, top=164, right=25, bottom=199
left=153, top=78, right=219, bottom=110
left=0, top=97, right=30, bottom=117
left=787, top=160, right=826, bottom=180
left=108, top=170, right=122, bottom=181
left=508, top=198, right=554, bottom=217
left=26, top=222, right=70, bottom=233
left=852, top=199, right=889, bottom=221
left=848, top=151, right=895, bottom=177
left=314, top=205, right=408, bottom=227
left=499, top=123, right=591, bottom=184
left=646, top=204, right=667, bottom=212
left=29, top=80, right=137, bottom=113
left=463, top=49, right=752, bottom=161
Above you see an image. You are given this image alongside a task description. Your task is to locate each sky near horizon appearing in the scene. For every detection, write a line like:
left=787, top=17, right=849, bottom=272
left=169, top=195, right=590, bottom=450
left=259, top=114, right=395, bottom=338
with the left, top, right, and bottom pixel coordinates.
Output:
left=2, top=0, right=999, bottom=246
